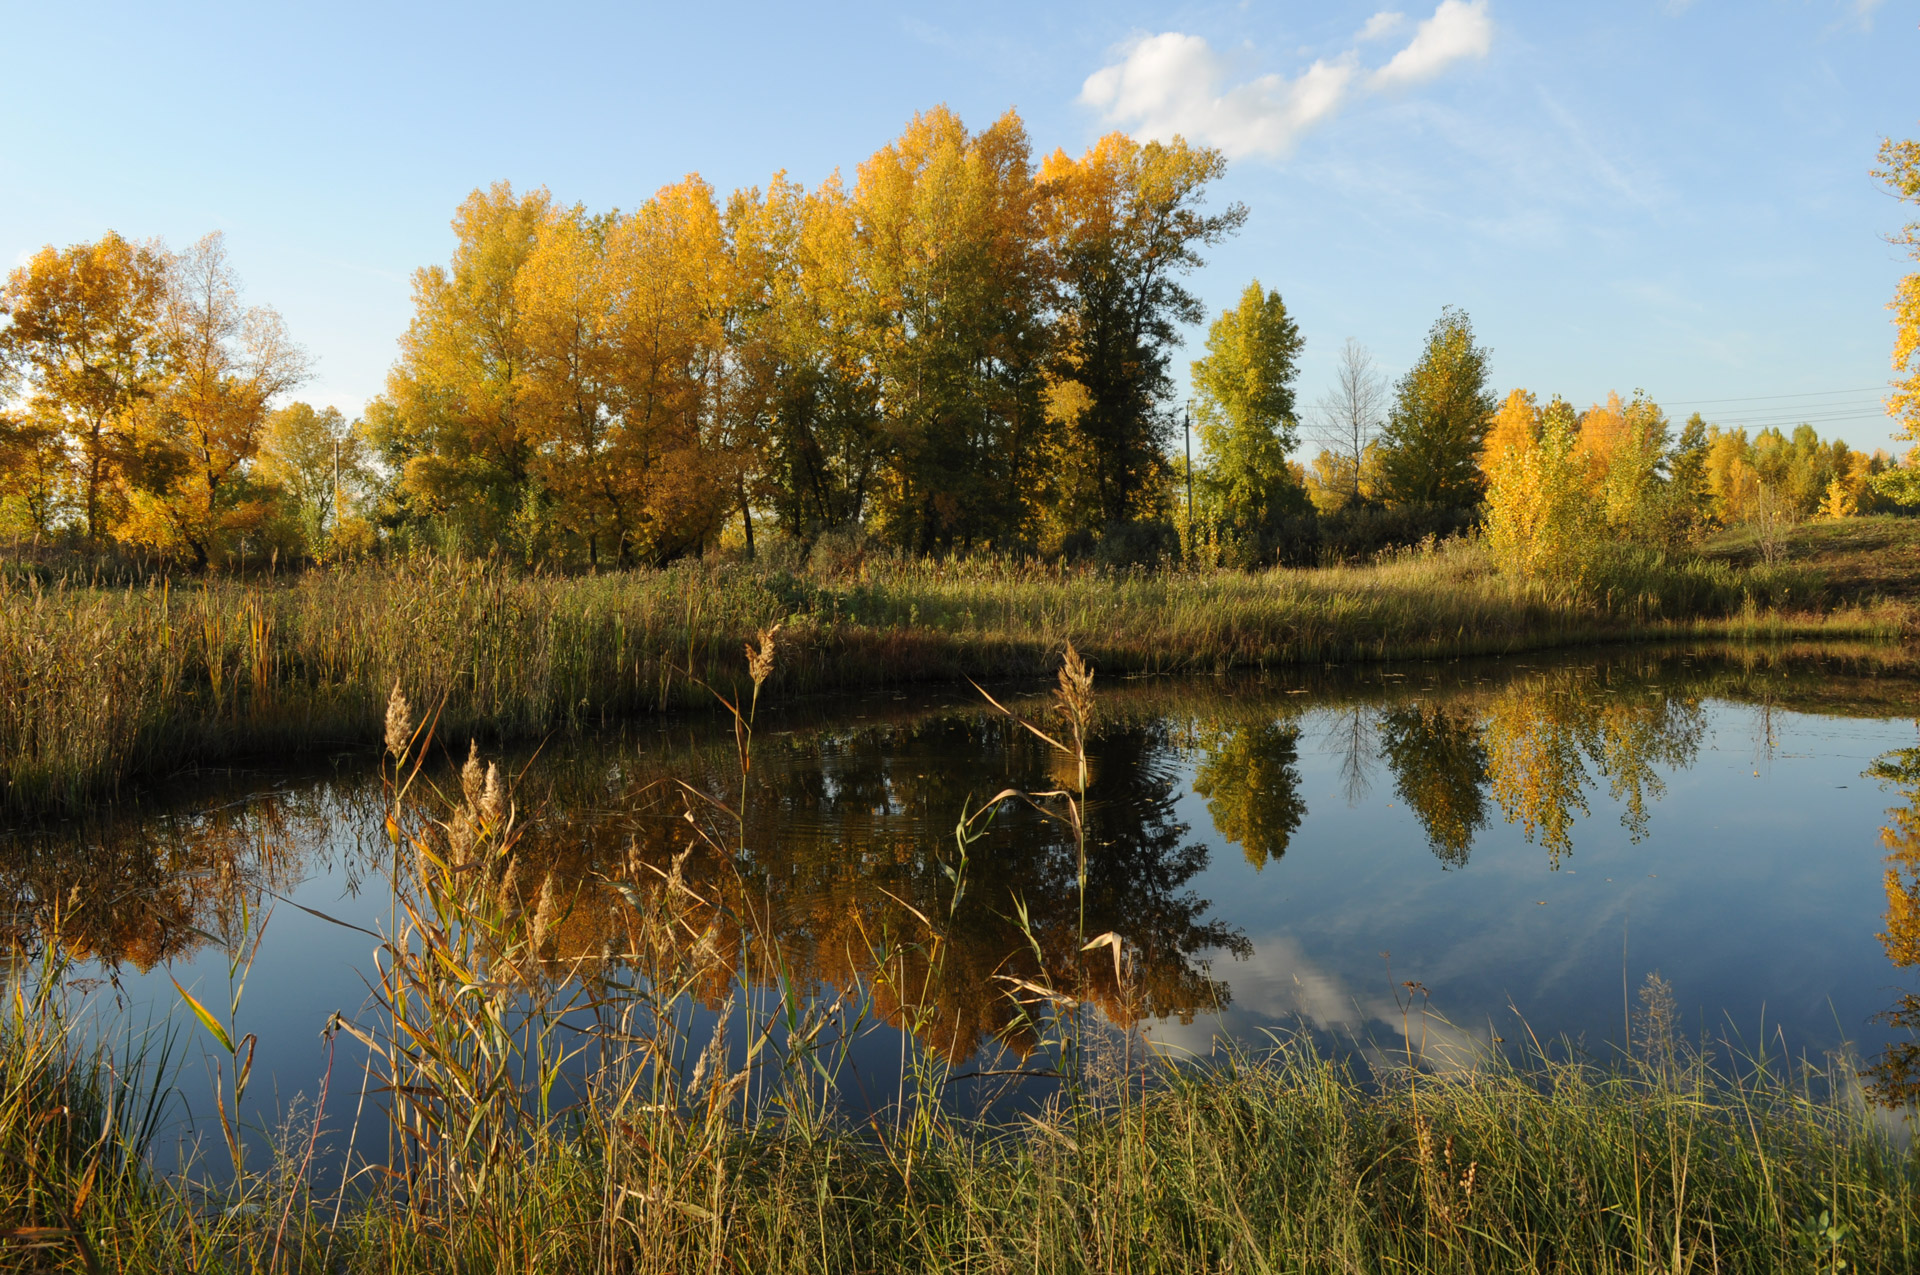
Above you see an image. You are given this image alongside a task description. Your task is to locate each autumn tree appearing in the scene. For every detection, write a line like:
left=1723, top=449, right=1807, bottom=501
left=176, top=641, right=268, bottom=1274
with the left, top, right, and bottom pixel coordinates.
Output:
left=256, top=401, right=370, bottom=555
left=122, top=233, right=308, bottom=565
left=1376, top=307, right=1495, bottom=509
left=853, top=108, right=1053, bottom=553
left=727, top=174, right=884, bottom=547
left=1483, top=396, right=1600, bottom=592
left=1040, top=133, right=1245, bottom=534
left=594, top=177, right=736, bottom=563
left=1581, top=390, right=1670, bottom=540
left=0, top=406, right=71, bottom=538
left=1878, top=127, right=1920, bottom=448
left=0, top=232, right=171, bottom=541
left=1479, top=388, right=1540, bottom=492
left=374, top=183, right=549, bottom=552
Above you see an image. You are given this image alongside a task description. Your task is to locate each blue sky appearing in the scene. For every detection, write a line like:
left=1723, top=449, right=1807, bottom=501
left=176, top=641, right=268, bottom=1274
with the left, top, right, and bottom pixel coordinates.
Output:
left=3, top=1, right=1914, bottom=451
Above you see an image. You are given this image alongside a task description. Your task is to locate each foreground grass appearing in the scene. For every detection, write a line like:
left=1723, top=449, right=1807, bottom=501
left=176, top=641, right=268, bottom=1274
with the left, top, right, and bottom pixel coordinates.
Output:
left=6, top=976, right=1916, bottom=1273
left=2, top=536, right=1907, bottom=815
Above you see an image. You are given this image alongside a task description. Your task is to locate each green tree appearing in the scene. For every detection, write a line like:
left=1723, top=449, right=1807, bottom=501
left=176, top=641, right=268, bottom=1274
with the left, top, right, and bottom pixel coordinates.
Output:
left=1662, top=411, right=1711, bottom=541
left=1191, top=280, right=1308, bottom=549
left=1376, top=307, right=1495, bottom=509
left=1377, top=704, right=1488, bottom=868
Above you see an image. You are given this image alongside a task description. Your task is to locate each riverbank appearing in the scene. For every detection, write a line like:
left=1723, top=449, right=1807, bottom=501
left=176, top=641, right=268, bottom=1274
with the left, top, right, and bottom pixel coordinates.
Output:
left=2, top=534, right=1909, bottom=815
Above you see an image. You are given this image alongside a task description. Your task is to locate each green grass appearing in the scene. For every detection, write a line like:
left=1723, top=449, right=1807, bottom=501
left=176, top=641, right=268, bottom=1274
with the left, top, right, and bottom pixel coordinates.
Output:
left=1, top=536, right=1907, bottom=816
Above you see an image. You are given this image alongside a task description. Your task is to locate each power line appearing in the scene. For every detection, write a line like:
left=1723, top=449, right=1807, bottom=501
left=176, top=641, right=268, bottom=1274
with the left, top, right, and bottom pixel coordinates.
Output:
left=1659, top=385, right=1888, bottom=407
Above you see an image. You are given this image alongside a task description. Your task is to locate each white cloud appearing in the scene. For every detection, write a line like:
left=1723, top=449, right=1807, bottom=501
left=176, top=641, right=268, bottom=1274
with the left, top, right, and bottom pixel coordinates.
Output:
left=1080, top=33, right=1358, bottom=159
left=1082, top=2, right=1492, bottom=160
left=1358, top=11, right=1407, bottom=41
left=1370, top=0, right=1493, bottom=89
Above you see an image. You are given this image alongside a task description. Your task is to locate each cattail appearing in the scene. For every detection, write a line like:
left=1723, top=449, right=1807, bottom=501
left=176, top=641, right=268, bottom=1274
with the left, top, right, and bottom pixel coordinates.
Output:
left=384, top=681, right=413, bottom=761
left=495, top=855, right=520, bottom=914
left=460, top=740, right=484, bottom=812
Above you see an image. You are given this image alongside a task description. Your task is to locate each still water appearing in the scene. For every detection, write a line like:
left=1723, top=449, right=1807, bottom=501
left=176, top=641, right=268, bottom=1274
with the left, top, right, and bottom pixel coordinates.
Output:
left=7, top=643, right=1920, bottom=1140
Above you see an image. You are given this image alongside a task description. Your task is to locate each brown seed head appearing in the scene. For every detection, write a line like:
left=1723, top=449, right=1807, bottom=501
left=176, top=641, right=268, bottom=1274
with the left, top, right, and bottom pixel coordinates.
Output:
left=384, top=682, right=413, bottom=760
left=480, top=762, right=504, bottom=827
left=745, top=623, right=781, bottom=690
left=461, top=740, right=484, bottom=812
left=1055, top=641, right=1095, bottom=732
left=448, top=813, right=476, bottom=869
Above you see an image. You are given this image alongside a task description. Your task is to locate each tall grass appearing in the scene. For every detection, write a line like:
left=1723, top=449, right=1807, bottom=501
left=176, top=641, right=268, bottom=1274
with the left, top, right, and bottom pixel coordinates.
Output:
left=3, top=539, right=1903, bottom=817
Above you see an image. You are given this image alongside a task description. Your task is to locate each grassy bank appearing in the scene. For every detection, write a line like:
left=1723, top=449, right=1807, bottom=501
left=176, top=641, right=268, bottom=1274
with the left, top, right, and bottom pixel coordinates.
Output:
left=2, top=535, right=1907, bottom=815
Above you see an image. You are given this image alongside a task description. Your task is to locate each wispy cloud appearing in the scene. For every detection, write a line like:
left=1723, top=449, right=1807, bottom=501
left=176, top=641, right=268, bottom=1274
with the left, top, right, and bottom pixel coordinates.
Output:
left=1370, top=0, right=1494, bottom=89
left=1080, top=1, right=1492, bottom=160
left=1844, top=0, right=1885, bottom=31
left=1357, top=11, right=1407, bottom=41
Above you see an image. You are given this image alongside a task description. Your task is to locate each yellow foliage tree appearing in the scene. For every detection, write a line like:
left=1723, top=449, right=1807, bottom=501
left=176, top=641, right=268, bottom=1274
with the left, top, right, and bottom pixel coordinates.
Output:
left=1479, top=388, right=1540, bottom=490
left=1876, top=130, right=1920, bottom=443
left=1483, top=396, right=1600, bottom=592
left=0, top=232, right=171, bottom=542
left=121, top=233, right=309, bottom=565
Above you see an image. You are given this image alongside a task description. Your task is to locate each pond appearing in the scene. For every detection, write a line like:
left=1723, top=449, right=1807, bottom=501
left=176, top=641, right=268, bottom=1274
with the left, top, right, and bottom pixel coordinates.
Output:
left=6, top=642, right=1920, bottom=1160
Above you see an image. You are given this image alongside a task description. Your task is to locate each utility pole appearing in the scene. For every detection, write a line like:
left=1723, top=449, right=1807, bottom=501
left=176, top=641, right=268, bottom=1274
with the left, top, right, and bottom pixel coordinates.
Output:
left=332, top=437, right=341, bottom=533
left=1183, top=405, right=1194, bottom=566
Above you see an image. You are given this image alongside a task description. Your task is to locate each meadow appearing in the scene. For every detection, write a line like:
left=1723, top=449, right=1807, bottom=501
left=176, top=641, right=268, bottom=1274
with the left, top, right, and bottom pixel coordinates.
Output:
left=1, top=529, right=1906, bottom=818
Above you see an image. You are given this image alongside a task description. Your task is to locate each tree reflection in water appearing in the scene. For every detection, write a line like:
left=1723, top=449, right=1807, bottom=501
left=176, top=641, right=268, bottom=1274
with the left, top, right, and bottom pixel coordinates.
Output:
left=438, top=712, right=1250, bottom=1063
left=1, top=784, right=340, bottom=974
left=1190, top=721, right=1306, bottom=869
left=1376, top=704, right=1487, bottom=868
left=4, top=650, right=1909, bottom=1079
left=1862, top=740, right=1920, bottom=1106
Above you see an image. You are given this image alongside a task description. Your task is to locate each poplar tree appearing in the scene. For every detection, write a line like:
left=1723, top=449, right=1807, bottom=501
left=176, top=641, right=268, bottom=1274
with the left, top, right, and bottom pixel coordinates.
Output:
left=1190, top=279, right=1306, bottom=546
left=1041, top=134, right=1246, bottom=532
left=1377, top=307, right=1495, bottom=509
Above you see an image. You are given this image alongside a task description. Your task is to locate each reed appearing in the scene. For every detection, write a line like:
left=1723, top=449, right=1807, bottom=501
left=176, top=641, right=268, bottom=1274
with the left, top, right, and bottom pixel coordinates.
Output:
left=0, top=539, right=1905, bottom=816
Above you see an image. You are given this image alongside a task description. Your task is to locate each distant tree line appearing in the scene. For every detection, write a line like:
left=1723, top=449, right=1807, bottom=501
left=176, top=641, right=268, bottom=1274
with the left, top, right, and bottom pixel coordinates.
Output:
left=4, top=105, right=1916, bottom=572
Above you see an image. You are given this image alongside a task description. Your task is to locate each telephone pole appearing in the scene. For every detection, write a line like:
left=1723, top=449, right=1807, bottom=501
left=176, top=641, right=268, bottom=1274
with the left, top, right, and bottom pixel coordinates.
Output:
left=1183, top=405, right=1194, bottom=566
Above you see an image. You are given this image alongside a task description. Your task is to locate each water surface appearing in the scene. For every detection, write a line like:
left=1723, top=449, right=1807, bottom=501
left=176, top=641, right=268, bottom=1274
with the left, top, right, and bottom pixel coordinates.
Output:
left=7, top=643, right=1920, bottom=1141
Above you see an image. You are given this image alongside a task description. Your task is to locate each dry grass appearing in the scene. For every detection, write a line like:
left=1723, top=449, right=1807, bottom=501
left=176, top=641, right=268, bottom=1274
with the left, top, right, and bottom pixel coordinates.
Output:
left=1, top=539, right=1906, bottom=816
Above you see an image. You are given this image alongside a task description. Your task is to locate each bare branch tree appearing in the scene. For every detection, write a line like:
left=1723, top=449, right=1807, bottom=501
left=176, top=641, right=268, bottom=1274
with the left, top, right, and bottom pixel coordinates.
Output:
left=1312, top=338, right=1387, bottom=502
